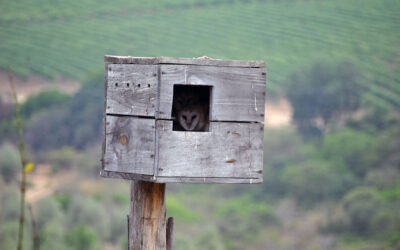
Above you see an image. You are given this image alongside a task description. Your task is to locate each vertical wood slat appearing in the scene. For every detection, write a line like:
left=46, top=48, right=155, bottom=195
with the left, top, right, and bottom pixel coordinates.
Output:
left=129, top=181, right=166, bottom=250
left=158, top=65, right=266, bottom=122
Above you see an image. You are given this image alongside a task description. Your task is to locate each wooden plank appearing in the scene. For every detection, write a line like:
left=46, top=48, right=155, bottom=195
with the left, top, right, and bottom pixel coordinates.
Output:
left=129, top=181, right=166, bottom=250
left=104, top=55, right=266, bottom=68
left=103, top=115, right=155, bottom=175
left=99, top=170, right=262, bottom=183
left=156, top=121, right=264, bottom=179
left=100, top=170, right=154, bottom=181
left=106, top=64, right=158, bottom=116
left=154, top=177, right=262, bottom=184
left=158, top=65, right=266, bottom=122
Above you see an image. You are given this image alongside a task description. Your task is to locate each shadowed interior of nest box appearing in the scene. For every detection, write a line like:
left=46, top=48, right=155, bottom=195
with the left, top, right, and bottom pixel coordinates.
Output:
left=171, top=85, right=211, bottom=132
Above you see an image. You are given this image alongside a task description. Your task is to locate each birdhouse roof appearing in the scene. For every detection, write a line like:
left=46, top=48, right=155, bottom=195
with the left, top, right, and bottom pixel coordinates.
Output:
left=104, top=55, right=266, bottom=68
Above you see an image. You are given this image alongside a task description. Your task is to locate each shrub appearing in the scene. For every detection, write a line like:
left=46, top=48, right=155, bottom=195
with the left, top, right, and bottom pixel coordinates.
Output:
left=35, top=197, right=65, bottom=229
left=65, top=224, right=100, bottom=250
left=342, top=187, right=382, bottom=234
left=320, top=129, right=383, bottom=177
left=282, top=160, right=351, bottom=206
left=166, top=195, right=200, bottom=223
left=39, top=221, right=69, bottom=250
left=215, top=195, right=277, bottom=245
left=0, top=142, right=20, bottom=182
left=66, top=195, right=109, bottom=240
left=20, top=90, right=70, bottom=119
left=0, top=185, right=20, bottom=221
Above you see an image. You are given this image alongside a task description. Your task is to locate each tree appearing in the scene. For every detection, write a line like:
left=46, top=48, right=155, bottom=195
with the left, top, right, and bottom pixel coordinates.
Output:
left=20, top=90, right=70, bottom=119
left=286, top=60, right=363, bottom=137
left=282, top=160, right=350, bottom=206
left=342, top=187, right=382, bottom=235
left=320, top=129, right=383, bottom=178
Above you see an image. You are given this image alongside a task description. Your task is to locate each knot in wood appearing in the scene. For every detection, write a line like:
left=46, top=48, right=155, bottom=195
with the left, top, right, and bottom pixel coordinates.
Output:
left=120, top=133, right=128, bottom=145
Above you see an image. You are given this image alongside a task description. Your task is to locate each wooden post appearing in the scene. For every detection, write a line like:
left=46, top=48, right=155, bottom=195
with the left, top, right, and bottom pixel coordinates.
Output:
left=166, top=217, right=174, bottom=250
left=129, top=181, right=167, bottom=250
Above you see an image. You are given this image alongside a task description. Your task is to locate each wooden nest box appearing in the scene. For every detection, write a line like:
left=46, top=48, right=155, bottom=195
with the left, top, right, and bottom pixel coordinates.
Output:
left=101, top=56, right=266, bottom=183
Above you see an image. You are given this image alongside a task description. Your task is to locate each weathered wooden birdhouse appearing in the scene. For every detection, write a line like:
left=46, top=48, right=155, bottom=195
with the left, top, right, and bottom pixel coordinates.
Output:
left=101, top=56, right=266, bottom=183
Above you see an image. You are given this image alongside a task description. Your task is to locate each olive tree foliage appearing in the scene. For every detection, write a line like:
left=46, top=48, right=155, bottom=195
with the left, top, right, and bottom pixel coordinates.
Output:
left=342, top=187, right=383, bottom=235
left=286, top=60, right=363, bottom=137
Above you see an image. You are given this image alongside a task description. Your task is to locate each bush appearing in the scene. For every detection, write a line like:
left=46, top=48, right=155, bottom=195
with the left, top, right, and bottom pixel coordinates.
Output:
left=193, top=226, right=225, bottom=250
left=282, top=159, right=353, bottom=206
left=366, top=167, right=400, bottom=190
left=107, top=206, right=126, bottom=243
left=259, top=127, right=315, bottom=200
left=215, top=195, right=277, bottom=225
left=166, top=195, right=200, bottom=223
left=65, top=224, right=100, bottom=250
left=20, top=90, right=70, bottom=119
left=0, top=185, right=20, bottom=221
left=215, top=195, right=277, bottom=246
left=39, top=221, right=69, bottom=250
left=35, top=197, right=64, bottom=229
left=0, top=142, right=20, bottom=182
left=320, top=129, right=383, bottom=177
left=0, top=221, right=19, bottom=250
left=66, top=195, right=109, bottom=240
left=342, top=187, right=382, bottom=235
left=25, top=107, right=69, bottom=151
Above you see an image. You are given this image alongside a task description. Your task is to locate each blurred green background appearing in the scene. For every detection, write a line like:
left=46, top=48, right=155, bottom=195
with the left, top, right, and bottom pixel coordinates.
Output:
left=0, top=0, right=399, bottom=249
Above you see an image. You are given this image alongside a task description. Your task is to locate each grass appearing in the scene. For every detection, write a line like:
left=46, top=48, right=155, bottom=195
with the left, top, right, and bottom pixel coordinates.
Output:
left=0, top=0, right=399, bottom=109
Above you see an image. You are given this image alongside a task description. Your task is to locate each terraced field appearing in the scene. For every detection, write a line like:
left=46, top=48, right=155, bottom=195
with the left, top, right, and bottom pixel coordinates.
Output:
left=0, top=0, right=399, bottom=109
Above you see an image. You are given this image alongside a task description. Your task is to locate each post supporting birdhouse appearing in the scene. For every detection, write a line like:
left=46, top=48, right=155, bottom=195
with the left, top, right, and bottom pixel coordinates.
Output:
left=128, top=180, right=174, bottom=250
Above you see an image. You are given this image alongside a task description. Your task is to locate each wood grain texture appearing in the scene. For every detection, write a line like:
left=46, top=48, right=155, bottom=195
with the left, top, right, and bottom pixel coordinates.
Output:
left=154, top=177, right=262, bottom=184
left=158, top=65, right=266, bottom=122
left=100, top=169, right=155, bottom=181
left=156, top=120, right=264, bottom=179
left=103, top=115, right=155, bottom=175
left=99, top=170, right=263, bottom=183
left=106, top=64, right=158, bottom=116
left=104, top=55, right=266, bottom=68
left=129, top=181, right=166, bottom=250
left=166, top=217, right=174, bottom=250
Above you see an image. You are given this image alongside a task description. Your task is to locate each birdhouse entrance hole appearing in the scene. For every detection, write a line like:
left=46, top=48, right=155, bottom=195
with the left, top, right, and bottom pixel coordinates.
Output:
left=172, top=85, right=211, bottom=132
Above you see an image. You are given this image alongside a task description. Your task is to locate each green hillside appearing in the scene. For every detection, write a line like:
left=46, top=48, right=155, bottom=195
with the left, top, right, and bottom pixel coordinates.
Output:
left=1, top=0, right=399, bottom=109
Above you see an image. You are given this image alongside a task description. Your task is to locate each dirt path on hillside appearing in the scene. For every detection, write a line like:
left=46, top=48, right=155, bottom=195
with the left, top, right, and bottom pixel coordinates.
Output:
left=265, top=98, right=292, bottom=127
left=26, top=164, right=77, bottom=203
